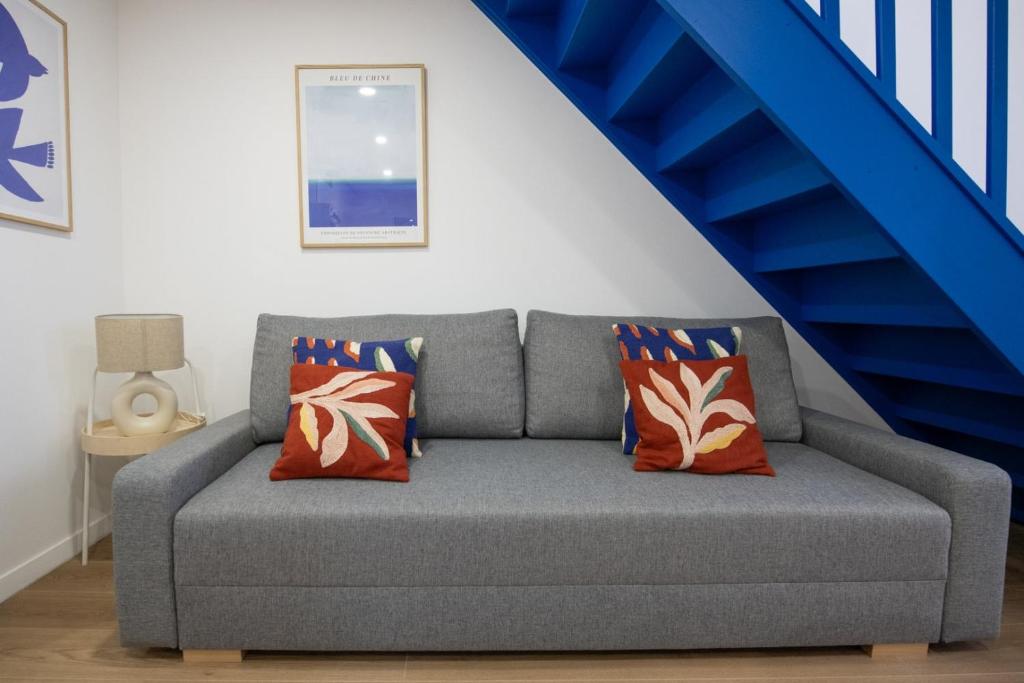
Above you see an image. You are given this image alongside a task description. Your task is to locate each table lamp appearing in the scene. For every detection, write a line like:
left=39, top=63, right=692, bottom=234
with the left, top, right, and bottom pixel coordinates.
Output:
left=95, top=314, right=184, bottom=436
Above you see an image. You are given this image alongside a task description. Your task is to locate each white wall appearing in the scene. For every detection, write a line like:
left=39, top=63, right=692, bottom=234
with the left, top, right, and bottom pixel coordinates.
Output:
left=951, top=0, right=988, bottom=191
left=894, top=0, right=932, bottom=138
left=840, top=0, right=876, bottom=74
left=0, top=0, right=122, bottom=602
left=117, top=0, right=885, bottom=431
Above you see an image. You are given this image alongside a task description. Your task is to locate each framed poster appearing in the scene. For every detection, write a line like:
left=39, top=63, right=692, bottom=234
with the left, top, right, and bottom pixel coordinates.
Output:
left=295, top=64, right=427, bottom=248
left=0, top=0, right=72, bottom=232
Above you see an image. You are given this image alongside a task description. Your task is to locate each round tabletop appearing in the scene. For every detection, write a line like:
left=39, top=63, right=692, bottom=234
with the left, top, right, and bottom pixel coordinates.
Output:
left=81, top=411, right=206, bottom=456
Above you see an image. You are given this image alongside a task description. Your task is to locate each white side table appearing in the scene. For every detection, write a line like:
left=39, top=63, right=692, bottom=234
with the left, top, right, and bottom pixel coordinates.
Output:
left=80, top=413, right=205, bottom=565
left=80, top=363, right=205, bottom=565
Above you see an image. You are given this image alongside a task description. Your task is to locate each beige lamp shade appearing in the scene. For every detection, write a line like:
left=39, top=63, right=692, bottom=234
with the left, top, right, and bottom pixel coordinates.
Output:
left=95, top=314, right=184, bottom=372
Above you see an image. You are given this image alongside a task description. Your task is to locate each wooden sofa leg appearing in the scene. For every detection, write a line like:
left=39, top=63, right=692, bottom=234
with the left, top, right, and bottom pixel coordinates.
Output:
left=182, top=649, right=244, bottom=663
left=863, top=643, right=929, bottom=658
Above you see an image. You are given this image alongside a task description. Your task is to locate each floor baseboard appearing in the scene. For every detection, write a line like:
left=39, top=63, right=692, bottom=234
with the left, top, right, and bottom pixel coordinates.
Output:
left=0, top=515, right=111, bottom=603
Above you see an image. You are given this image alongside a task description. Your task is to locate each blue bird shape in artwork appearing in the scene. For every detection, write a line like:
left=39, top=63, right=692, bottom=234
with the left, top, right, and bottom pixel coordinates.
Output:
left=0, top=108, right=53, bottom=202
left=0, top=1, right=48, bottom=102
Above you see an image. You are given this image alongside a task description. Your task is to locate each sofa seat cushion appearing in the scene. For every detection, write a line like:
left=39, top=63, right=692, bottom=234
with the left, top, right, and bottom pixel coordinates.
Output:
left=173, top=439, right=950, bottom=589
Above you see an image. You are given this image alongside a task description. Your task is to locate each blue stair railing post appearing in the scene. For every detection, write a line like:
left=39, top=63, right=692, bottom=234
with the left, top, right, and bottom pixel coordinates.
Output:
left=875, top=0, right=896, bottom=98
left=931, top=0, right=953, bottom=154
left=987, top=0, right=1009, bottom=213
left=821, top=0, right=840, bottom=40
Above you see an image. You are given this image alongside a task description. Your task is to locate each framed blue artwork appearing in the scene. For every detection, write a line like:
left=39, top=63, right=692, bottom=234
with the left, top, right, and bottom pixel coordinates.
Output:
left=0, top=0, right=71, bottom=232
left=295, top=64, right=428, bottom=248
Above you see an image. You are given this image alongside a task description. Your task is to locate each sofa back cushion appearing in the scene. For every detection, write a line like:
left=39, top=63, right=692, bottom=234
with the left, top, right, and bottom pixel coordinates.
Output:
left=251, top=310, right=524, bottom=443
left=523, top=310, right=802, bottom=442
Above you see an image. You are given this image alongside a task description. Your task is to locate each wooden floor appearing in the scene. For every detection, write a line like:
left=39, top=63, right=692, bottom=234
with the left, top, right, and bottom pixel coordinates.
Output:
left=4, top=530, right=1024, bottom=682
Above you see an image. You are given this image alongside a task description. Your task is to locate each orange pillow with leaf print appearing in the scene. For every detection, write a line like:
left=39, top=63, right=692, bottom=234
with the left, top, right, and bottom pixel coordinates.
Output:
left=271, top=364, right=414, bottom=482
left=618, top=356, right=774, bottom=476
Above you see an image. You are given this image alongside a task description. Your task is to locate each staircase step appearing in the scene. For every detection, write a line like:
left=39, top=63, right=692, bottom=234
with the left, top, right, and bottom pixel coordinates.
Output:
left=705, top=162, right=831, bottom=223
left=556, top=0, right=644, bottom=69
left=606, top=5, right=705, bottom=121
left=754, top=233, right=898, bottom=273
left=704, top=134, right=833, bottom=222
left=752, top=195, right=899, bottom=271
left=795, top=259, right=969, bottom=329
left=851, top=355, right=1024, bottom=396
left=895, top=405, right=1024, bottom=447
left=802, top=304, right=968, bottom=327
left=656, top=69, right=767, bottom=171
left=814, top=325, right=1018, bottom=388
left=872, top=376, right=1024, bottom=447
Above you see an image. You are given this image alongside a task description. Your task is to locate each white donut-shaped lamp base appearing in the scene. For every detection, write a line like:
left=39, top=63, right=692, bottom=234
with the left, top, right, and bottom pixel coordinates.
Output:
left=111, top=372, right=178, bottom=436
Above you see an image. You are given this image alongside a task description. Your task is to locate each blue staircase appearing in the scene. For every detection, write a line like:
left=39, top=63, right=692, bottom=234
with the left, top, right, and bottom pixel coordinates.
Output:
left=472, top=0, right=1024, bottom=514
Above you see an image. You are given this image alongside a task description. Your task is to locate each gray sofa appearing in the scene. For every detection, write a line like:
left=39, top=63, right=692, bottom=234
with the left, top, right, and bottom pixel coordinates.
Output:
left=113, top=309, right=1011, bottom=654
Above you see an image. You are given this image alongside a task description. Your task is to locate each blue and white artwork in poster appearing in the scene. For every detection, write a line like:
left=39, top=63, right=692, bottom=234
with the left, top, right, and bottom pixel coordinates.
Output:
left=0, top=0, right=71, bottom=232
left=296, top=65, right=427, bottom=248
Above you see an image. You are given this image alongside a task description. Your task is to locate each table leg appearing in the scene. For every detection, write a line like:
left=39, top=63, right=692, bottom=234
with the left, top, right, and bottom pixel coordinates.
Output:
left=81, top=452, right=90, bottom=566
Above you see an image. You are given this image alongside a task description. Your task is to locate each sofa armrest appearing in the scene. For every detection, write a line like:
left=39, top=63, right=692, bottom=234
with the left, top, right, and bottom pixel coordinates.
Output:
left=112, top=410, right=256, bottom=648
left=800, top=406, right=1010, bottom=642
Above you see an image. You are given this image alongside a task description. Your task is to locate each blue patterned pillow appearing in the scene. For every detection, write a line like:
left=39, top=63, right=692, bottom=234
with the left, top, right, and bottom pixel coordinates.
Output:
left=612, top=324, right=741, bottom=455
left=293, top=336, right=423, bottom=457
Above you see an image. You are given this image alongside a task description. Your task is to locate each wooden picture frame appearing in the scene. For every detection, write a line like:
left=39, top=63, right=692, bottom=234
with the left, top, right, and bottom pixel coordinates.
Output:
left=0, top=0, right=72, bottom=232
left=295, top=64, right=428, bottom=248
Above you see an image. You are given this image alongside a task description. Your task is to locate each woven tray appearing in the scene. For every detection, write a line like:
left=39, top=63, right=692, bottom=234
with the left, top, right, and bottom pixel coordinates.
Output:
left=81, top=411, right=206, bottom=456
